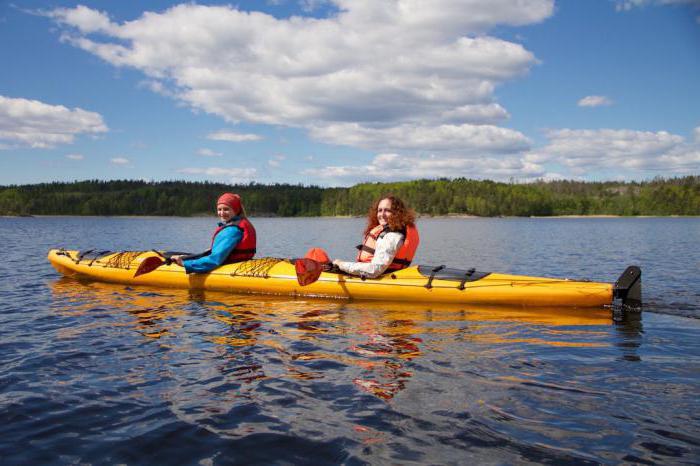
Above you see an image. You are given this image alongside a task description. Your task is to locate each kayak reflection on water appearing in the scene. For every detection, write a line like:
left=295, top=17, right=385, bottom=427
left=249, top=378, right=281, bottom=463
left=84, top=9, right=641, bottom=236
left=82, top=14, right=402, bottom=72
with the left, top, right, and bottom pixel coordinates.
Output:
left=50, top=278, right=618, bottom=402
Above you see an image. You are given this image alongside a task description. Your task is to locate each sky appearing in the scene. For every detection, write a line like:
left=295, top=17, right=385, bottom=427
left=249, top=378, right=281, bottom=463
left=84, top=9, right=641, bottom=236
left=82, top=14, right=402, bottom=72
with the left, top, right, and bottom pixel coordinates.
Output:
left=1, top=0, right=699, bottom=186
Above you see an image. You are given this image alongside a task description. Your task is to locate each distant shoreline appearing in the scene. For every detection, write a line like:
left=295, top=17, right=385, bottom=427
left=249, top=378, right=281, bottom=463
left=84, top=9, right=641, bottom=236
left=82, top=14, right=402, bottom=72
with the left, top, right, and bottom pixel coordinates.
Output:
left=3, top=177, right=697, bottom=217
left=4, top=214, right=698, bottom=219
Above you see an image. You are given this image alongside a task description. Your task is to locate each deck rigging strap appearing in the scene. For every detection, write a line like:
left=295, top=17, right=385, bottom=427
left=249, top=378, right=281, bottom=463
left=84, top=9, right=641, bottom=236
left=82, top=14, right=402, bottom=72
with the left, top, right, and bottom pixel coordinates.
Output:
left=424, top=265, right=446, bottom=289
left=56, top=248, right=77, bottom=262
left=103, top=251, right=147, bottom=270
left=230, top=257, right=284, bottom=278
left=76, top=248, right=94, bottom=264
left=457, top=268, right=476, bottom=290
left=75, top=249, right=114, bottom=265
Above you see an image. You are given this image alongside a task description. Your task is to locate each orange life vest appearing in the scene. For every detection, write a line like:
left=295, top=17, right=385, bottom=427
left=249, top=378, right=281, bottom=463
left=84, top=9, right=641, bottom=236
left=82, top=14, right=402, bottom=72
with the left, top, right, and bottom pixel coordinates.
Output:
left=356, top=224, right=419, bottom=271
left=211, top=217, right=257, bottom=263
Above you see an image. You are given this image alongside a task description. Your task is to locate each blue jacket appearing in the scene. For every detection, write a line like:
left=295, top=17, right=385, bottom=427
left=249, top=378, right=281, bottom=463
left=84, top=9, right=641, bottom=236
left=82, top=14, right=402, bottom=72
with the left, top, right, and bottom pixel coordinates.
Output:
left=183, top=219, right=243, bottom=273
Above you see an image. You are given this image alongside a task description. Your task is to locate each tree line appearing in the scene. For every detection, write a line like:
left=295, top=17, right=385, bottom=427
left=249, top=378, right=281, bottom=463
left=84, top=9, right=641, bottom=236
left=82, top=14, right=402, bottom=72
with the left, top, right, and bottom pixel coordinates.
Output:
left=1, top=176, right=698, bottom=217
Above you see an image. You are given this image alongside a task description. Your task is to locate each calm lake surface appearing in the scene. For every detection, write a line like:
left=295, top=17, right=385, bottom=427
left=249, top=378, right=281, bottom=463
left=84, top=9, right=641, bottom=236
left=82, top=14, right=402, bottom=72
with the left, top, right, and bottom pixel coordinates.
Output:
left=1, top=216, right=699, bottom=465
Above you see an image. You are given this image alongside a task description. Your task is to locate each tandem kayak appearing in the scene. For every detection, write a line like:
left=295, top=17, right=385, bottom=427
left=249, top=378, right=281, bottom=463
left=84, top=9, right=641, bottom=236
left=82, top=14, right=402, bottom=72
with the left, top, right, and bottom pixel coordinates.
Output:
left=47, top=249, right=642, bottom=309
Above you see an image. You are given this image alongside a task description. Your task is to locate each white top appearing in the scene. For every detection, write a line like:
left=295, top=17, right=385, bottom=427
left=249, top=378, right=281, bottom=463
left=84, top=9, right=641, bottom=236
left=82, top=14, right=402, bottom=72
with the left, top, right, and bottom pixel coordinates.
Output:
left=336, top=231, right=405, bottom=278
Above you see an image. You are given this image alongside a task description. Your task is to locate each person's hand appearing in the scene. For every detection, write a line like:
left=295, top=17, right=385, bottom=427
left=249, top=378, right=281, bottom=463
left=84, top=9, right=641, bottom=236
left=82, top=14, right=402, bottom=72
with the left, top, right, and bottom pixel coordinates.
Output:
left=171, top=255, right=185, bottom=267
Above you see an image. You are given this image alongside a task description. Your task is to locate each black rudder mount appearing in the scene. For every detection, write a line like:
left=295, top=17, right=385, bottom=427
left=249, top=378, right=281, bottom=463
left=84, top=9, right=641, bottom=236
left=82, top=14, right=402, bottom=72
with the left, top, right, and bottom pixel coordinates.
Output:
left=613, top=265, right=642, bottom=309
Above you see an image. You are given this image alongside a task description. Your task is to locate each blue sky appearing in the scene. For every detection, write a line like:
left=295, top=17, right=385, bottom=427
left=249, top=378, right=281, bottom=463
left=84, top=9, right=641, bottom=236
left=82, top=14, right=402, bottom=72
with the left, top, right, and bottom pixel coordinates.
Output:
left=1, top=0, right=698, bottom=186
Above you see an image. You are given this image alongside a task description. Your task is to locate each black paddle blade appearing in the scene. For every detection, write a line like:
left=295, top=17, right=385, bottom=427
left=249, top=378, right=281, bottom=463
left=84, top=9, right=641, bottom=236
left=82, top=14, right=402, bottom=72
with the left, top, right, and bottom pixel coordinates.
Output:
left=134, top=256, right=165, bottom=277
left=295, top=258, right=324, bottom=286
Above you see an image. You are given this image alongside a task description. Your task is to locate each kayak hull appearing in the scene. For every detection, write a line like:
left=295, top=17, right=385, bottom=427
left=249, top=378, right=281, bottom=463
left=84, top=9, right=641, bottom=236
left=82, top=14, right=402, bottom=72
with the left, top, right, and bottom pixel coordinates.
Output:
left=48, top=249, right=618, bottom=308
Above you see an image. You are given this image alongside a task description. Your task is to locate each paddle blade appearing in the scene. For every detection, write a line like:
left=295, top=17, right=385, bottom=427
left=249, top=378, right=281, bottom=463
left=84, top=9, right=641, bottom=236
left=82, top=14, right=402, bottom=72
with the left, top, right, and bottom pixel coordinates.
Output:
left=134, top=256, right=165, bottom=277
left=295, top=258, right=324, bottom=286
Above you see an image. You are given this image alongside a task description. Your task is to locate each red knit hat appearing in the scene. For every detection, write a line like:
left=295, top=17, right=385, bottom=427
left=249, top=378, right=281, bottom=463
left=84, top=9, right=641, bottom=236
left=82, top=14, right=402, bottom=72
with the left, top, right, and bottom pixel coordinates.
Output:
left=217, top=192, right=242, bottom=213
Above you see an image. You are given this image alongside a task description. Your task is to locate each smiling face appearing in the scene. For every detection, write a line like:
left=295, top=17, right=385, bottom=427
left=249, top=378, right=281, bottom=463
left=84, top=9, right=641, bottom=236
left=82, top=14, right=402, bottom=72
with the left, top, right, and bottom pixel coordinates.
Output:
left=376, top=198, right=393, bottom=227
left=217, top=203, right=236, bottom=223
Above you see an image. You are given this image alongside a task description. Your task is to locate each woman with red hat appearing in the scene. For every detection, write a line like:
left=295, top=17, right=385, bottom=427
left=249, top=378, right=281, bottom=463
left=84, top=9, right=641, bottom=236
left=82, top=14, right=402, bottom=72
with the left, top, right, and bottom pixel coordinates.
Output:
left=171, top=192, right=256, bottom=273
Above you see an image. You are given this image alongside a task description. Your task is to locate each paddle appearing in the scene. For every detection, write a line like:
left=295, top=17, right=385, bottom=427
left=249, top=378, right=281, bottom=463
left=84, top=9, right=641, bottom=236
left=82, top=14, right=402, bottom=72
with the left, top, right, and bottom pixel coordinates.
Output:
left=134, top=250, right=205, bottom=277
left=134, top=251, right=171, bottom=277
left=136, top=251, right=330, bottom=285
left=294, top=258, right=327, bottom=286
left=134, top=255, right=170, bottom=277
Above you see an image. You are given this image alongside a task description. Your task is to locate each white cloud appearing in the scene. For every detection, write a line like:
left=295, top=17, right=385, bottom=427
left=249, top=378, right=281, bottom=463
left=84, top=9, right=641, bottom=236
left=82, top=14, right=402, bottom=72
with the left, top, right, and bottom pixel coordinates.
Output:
left=310, top=123, right=531, bottom=153
left=305, top=127, right=700, bottom=182
left=47, top=2, right=552, bottom=156
left=541, top=128, right=682, bottom=162
left=197, top=148, right=222, bottom=157
left=177, top=167, right=257, bottom=180
left=207, top=130, right=262, bottom=142
left=439, top=104, right=510, bottom=124
left=300, top=0, right=329, bottom=12
left=268, top=154, right=286, bottom=167
left=615, top=0, right=700, bottom=11
left=47, top=5, right=116, bottom=34
left=304, top=152, right=547, bottom=184
left=110, top=157, right=130, bottom=165
left=0, top=95, right=107, bottom=149
left=656, top=147, right=700, bottom=170
left=66, top=153, right=84, bottom=160
left=139, top=79, right=177, bottom=98
left=535, top=128, right=698, bottom=175
left=578, top=95, right=613, bottom=107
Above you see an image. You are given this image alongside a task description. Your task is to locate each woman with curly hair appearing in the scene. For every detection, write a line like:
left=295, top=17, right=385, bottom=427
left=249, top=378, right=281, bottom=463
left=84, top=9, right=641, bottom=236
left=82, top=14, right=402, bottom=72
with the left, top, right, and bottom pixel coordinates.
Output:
left=305, top=195, right=419, bottom=279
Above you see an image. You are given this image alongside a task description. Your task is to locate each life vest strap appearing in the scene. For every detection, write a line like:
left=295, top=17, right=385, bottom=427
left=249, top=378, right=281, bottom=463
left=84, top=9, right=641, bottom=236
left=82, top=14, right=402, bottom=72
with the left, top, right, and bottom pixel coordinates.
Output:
left=391, top=257, right=411, bottom=266
left=357, top=245, right=376, bottom=254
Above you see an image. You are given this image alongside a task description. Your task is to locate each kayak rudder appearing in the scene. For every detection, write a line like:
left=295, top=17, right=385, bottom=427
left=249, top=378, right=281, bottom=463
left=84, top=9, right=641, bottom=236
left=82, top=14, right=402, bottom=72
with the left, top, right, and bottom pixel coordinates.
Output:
left=613, top=265, right=642, bottom=310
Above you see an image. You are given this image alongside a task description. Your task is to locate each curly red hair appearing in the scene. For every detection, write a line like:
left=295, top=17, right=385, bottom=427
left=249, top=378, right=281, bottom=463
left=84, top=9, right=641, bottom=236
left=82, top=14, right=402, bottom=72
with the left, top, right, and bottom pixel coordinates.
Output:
left=364, top=195, right=416, bottom=235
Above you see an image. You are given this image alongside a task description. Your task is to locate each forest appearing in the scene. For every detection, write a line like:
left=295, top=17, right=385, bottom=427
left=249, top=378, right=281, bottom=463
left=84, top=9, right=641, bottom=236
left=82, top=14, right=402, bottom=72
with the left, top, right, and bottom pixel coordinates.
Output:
left=1, top=176, right=698, bottom=217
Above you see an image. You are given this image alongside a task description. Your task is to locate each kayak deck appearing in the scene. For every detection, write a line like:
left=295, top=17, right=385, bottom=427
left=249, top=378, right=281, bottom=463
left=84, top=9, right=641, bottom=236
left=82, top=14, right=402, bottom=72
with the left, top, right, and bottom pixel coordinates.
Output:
left=47, top=249, right=640, bottom=309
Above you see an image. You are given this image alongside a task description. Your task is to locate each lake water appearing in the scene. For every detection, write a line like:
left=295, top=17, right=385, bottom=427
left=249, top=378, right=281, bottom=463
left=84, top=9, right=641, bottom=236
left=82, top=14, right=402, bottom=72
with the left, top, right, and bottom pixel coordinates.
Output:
left=1, top=216, right=699, bottom=464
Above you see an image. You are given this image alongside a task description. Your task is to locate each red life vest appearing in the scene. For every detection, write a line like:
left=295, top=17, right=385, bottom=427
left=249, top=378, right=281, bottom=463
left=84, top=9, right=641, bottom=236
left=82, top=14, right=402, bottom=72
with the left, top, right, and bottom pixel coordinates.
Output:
left=211, top=217, right=257, bottom=263
left=356, top=224, right=419, bottom=271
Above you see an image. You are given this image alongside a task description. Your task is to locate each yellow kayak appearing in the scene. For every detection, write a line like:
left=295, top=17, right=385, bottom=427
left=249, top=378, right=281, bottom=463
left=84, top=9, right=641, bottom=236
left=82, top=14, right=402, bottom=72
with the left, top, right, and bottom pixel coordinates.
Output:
left=47, top=249, right=641, bottom=309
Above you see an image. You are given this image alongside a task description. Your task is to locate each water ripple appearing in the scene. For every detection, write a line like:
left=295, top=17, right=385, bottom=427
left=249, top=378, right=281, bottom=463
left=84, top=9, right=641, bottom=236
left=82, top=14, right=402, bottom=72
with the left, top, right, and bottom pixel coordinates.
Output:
left=2, top=217, right=700, bottom=464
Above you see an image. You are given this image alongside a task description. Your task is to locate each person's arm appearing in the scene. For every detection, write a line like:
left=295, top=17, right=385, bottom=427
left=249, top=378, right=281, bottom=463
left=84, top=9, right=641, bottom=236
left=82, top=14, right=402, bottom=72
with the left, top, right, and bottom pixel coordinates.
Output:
left=171, top=250, right=210, bottom=266
left=334, top=232, right=404, bottom=278
left=182, top=227, right=243, bottom=273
